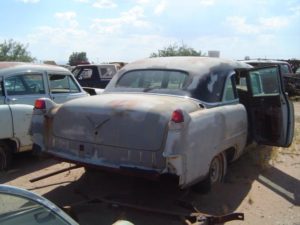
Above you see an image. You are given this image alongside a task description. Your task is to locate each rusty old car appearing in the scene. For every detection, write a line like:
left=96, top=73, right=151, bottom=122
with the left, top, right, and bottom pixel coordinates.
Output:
left=31, top=57, right=294, bottom=190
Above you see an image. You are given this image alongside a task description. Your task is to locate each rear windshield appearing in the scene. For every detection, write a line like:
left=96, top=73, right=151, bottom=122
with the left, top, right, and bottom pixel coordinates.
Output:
left=116, top=70, right=188, bottom=90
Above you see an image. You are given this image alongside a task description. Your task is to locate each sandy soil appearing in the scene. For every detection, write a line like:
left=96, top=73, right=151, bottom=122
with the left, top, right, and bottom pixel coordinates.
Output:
left=1, top=102, right=300, bottom=225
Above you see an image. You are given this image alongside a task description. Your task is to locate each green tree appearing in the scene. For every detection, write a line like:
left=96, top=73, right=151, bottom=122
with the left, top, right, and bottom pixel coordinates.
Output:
left=0, top=39, right=35, bottom=62
left=68, top=52, right=89, bottom=66
left=150, top=43, right=205, bottom=57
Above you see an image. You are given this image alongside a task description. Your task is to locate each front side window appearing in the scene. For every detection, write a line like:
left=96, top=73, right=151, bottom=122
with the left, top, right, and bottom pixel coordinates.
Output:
left=280, top=64, right=291, bottom=74
left=116, top=70, right=188, bottom=90
left=49, top=74, right=80, bottom=94
left=4, top=74, right=45, bottom=96
left=248, top=67, right=279, bottom=96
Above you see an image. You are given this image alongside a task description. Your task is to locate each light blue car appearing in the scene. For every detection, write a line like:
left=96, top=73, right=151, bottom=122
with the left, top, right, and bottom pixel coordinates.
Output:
left=0, top=62, right=90, bottom=170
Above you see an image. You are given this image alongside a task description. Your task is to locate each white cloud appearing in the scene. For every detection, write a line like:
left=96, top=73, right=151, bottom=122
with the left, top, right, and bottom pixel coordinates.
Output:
left=19, top=0, right=39, bottom=3
left=199, top=0, right=215, bottom=6
left=226, top=15, right=290, bottom=34
left=289, top=5, right=300, bottom=16
left=55, top=11, right=76, bottom=20
left=259, top=17, right=289, bottom=29
left=54, top=11, right=78, bottom=28
left=92, top=0, right=117, bottom=8
left=135, top=0, right=150, bottom=4
left=154, top=0, right=167, bottom=15
left=91, top=6, right=150, bottom=34
left=226, top=16, right=260, bottom=34
left=74, top=0, right=89, bottom=2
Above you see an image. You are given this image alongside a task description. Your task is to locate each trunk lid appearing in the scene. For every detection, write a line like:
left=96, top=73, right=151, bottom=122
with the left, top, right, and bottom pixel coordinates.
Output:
left=52, top=93, right=199, bottom=151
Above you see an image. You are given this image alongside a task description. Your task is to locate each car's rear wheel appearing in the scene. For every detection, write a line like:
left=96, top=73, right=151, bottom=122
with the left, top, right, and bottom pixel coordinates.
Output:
left=192, top=152, right=227, bottom=193
left=0, top=143, right=12, bottom=171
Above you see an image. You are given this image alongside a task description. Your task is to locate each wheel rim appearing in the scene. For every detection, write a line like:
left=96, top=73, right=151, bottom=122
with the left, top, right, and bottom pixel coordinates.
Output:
left=209, top=156, right=223, bottom=184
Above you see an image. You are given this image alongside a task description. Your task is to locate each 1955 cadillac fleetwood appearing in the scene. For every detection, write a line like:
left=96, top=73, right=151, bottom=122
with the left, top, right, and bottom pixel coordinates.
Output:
left=31, top=57, right=294, bottom=190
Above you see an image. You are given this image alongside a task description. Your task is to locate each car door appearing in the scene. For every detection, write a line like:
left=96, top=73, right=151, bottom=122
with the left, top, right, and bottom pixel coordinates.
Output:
left=0, top=76, right=13, bottom=139
left=48, top=72, right=87, bottom=103
left=0, top=76, right=5, bottom=105
left=3, top=72, right=48, bottom=105
left=244, top=66, right=294, bottom=147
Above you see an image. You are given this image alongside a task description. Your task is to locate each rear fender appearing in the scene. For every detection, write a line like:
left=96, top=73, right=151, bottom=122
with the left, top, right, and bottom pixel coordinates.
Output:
left=164, top=104, right=247, bottom=188
left=31, top=98, right=58, bottom=152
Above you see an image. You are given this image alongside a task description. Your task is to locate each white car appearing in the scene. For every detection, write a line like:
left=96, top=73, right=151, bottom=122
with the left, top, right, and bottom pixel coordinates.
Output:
left=0, top=62, right=89, bottom=170
left=31, top=57, right=294, bottom=190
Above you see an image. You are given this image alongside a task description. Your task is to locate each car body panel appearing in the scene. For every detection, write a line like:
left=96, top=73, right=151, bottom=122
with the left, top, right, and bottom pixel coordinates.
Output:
left=0, top=105, right=13, bottom=139
left=9, top=104, right=35, bottom=151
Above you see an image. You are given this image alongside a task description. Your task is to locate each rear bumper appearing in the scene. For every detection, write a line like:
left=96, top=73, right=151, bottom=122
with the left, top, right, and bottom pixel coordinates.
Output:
left=50, top=136, right=167, bottom=169
left=46, top=151, right=178, bottom=182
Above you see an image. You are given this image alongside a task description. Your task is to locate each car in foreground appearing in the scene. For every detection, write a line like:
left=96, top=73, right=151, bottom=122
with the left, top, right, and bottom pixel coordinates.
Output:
left=0, top=185, right=79, bottom=225
left=0, top=62, right=89, bottom=170
left=31, top=57, right=294, bottom=190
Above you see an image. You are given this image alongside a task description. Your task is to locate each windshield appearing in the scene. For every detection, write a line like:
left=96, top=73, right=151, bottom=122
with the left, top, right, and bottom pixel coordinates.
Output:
left=116, top=70, right=188, bottom=91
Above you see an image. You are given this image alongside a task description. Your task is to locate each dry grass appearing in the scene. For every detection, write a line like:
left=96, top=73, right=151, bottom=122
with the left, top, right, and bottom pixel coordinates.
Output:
left=246, top=108, right=300, bottom=169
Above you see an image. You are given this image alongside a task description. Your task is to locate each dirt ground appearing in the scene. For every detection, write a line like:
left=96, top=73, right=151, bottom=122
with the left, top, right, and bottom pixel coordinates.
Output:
left=1, top=101, right=300, bottom=225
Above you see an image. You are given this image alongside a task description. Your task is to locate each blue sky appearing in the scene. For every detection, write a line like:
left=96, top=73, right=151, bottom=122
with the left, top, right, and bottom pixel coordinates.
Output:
left=0, top=0, right=299, bottom=64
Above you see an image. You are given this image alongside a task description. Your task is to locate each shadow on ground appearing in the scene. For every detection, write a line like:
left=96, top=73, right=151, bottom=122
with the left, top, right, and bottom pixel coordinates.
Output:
left=0, top=152, right=58, bottom=183
left=39, top=145, right=299, bottom=225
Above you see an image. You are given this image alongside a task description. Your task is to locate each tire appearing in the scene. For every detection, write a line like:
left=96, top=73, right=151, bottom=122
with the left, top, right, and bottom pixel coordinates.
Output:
left=192, top=152, right=227, bottom=193
left=0, top=143, right=12, bottom=171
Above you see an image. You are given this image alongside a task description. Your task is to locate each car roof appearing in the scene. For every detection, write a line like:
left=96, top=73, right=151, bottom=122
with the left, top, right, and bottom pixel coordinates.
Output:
left=0, top=61, right=70, bottom=76
left=120, top=57, right=252, bottom=77
left=75, top=64, right=116, bottom=67
left=240, top=59, right=290, bottom=65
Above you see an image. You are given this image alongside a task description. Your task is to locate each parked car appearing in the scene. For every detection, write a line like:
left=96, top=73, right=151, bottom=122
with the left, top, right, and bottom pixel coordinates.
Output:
left=0, top=185, right=79, bottom=225
left=241, top=59, right=300, bottom=95
left=72, top=64, right=118, bottom=89
left=0, top=62, right=89, bottom=170
left=31, top=57, right=294, bottom=190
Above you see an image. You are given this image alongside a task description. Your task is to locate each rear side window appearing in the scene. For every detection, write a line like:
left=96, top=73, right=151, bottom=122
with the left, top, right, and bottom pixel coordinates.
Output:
left=76, top=69, right=93, bottom=80
left=49, top=74, right=80, bottom=93
left=4, top=74, right=45, bottom=96
left=99, top=66, right=117, bottom=79
left=116, top=70, right=188, bottom=90
left=223, top=76, right=237, bottom=101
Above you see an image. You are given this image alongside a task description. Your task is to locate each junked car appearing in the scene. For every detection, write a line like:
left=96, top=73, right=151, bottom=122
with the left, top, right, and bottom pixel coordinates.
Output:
left=72, top=64, right=118, bottom=89
left=31, top=57, right=294, bottom=190
left=0, top=62, right=89, bottom=170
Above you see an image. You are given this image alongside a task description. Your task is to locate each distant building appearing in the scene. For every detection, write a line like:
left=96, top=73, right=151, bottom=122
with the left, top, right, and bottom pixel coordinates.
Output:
left=43, top=60, right=57, bottom=65
left=208, top=51, right=220, bottom=58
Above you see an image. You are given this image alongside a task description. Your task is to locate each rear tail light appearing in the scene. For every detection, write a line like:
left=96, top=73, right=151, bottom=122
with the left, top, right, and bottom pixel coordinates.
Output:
left=34, top=99, right=46, bottom=109
left=171, top=109, right=184, bottom=123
